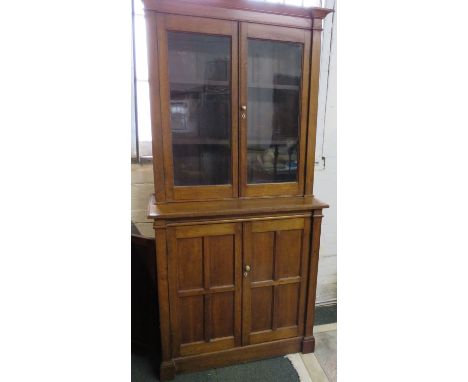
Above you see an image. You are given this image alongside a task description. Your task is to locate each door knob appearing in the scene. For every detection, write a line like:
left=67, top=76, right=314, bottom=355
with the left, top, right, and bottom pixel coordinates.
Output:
left=245, top=265, right=251, bottom=272
left=241, top=105, right=247, bottom=111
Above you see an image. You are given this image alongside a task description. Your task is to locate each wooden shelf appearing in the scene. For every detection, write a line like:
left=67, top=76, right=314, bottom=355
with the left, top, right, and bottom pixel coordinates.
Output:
left=249, top=83, right=299, bottom=91
left=247, top=139, right=297, bottom=146
left=171, top=79, right=229, bottom=87
left=172, top=138, right=230, bottom=145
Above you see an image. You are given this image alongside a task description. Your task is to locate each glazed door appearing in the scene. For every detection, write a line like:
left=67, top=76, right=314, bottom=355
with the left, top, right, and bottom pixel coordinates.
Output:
left=167, top=223, right=242, bottom=357
left=239, top=23, right=311, bottom=197
left=156, top=14, right=239, bottom=201
left=242, top=217, right=311, bottom=345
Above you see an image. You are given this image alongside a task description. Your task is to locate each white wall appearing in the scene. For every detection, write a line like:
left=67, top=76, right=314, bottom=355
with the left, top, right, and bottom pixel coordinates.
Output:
left=314, top=0, right=337, bottom=303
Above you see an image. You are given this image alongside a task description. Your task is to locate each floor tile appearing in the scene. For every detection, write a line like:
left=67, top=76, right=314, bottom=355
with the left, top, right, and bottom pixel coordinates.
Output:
left=300, top=353, right=329, bottom=382
left=314, top=331, right=337, bottom=382
left=314, top=323, right=337, bottom=334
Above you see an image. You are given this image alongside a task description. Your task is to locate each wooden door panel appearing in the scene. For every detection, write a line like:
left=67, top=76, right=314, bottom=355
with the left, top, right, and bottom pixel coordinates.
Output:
left=179, top=295, right=204, bottom=344
left=208, top=235, right=235, bottom=288
left=168, top=223, right=242, bottom=357
left=243, top=217, right=311, bottom=346
left=250, top=287, right=273, bottom=332
left=251, top=231, right=274, bottom=282
left=177, top=238, right=203, bottom=290
left=276, top=283, right=300, bottom=328
left=211, top=292, right=235, bottom=339
left=275, top=230, right=302, bottom=279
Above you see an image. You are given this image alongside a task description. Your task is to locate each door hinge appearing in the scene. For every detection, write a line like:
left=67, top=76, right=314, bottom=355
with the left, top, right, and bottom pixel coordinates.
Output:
left=314, top=156, right=326, bottom=170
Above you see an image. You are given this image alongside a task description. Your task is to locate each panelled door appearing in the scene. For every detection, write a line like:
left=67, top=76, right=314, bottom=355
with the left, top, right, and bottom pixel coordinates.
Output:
left=239, top=22, right=311, bottom=197
left=167, top=223, right=242, bottom=357
left=242, top=217, right=311, bottom=345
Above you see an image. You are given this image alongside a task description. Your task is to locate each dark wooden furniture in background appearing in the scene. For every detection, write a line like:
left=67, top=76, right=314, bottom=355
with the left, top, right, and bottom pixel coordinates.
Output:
left=131, top=234, right=160, bottom=351
left=144, top=0, right=333, bottom=379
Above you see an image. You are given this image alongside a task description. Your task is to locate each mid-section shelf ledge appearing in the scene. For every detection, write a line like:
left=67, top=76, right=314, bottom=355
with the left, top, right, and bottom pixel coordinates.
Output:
left=148, top=195, right=329, bottom=220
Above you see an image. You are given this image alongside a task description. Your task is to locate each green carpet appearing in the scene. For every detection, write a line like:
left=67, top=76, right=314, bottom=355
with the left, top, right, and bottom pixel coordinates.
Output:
left=314, top=303, right=337, bottom=326
left=174, top=357, right=299, bottom=382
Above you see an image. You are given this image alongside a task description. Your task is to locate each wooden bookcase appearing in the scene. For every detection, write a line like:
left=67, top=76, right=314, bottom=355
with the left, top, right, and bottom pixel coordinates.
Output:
left=143, top=1, right=333, bottom=379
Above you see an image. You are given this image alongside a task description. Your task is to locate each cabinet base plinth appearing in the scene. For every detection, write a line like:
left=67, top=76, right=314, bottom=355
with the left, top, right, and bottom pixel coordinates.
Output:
left=161, top=337, right=303, bottom=380
left=160, top=361, right=176, bottom=381
left=301, top=336, right=315, bottom=353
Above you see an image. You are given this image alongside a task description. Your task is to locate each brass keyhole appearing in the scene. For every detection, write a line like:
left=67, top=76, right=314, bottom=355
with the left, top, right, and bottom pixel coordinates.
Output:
left=241, top=105, right=247, bottom=120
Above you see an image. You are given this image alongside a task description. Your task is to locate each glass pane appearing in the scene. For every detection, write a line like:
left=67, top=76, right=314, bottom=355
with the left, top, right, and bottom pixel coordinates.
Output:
left=168, top=32, right=231, bottom=186
left=247, top=39, right=303, bottom=184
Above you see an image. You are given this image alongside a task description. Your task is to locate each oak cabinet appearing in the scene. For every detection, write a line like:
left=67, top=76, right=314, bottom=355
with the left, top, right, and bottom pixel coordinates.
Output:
left=144, top=0, right=333, bottom=379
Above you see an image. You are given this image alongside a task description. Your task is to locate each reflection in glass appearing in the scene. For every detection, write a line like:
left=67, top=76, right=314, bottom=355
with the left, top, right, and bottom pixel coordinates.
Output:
left=168, top=32, right=231, bottom=186
left=247, top=38, right=303, bottom=184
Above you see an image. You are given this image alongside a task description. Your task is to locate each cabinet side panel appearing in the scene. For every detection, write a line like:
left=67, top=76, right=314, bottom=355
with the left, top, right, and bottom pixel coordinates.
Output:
left=146, top=12, right=166, bottom=201
left=304, top=210, right=323, bottom=341
left=155, top=14, right=175, bottom=200
left=154, top=227, right=171, bottom=361
left=305, top=28, right=322, bottom=196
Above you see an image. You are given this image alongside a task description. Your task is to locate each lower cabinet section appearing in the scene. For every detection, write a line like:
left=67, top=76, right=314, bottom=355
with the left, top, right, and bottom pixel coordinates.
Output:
left=166, top=216, right=311, bottom=359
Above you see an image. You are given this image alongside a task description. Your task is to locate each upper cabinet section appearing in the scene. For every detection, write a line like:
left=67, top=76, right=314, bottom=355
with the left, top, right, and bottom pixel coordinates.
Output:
left=145, top=1, right=331, bottom=203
